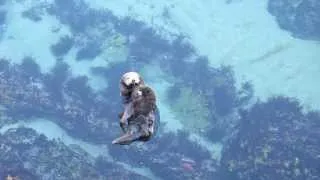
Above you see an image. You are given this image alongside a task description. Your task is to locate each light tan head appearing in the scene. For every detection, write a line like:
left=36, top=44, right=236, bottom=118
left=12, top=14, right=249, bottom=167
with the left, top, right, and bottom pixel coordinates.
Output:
left=121, top=72, right=141, bottom=86
left=119, top=71, right=144, bottom=96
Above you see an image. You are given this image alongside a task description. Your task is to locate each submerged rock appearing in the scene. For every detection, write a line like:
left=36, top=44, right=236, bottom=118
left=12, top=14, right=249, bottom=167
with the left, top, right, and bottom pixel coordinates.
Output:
left=268, top=0, right=320, bottom=41
left=0, top=127, right=150, bottom=179
left=0, top=59, right=117, bottom=143
left=220, top=96, right=320, bottom=180
left=109, top=130, right=219, bottom=180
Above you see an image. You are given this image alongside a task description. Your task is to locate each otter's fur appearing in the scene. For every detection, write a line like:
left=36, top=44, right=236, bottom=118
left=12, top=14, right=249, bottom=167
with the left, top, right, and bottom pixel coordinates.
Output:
left=113, top=72, right=157, bottom=145
left=131, top=85, right=156, bottom=119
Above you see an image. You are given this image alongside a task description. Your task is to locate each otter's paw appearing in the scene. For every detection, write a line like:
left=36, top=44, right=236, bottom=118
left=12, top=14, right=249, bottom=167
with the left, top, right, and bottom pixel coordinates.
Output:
left=118, top=112, right=124, bottom=119
left=120, top=122, right=128, bottom=133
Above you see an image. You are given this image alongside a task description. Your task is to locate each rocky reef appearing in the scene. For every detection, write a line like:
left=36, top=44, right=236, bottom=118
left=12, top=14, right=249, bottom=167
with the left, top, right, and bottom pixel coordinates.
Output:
left=109, top=130, right=219, bottom=180
left=0, top=29, right=220, bottom=180
left=0, top=0, right=319, bottom=179
left=220, top=96, right=320, bottom=180
left=18, top=0, right=246, bottom=141
left=164, top=58, right=242, bottom=140
left=268, top=0, right=320, bottom=41
left=0, top=58, right=118, bottom=143
left=0, top=127, right=149, bottom=180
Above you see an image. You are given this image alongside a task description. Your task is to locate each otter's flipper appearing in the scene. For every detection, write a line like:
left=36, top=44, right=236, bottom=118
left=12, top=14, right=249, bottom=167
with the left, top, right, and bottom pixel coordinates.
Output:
left=120, top=121, right=128, bottom=133
left=113, top=115, right=150, bottom=145
left=112, top=132, right=142, bottom=145
left=118, top=112, right=124, bottom=119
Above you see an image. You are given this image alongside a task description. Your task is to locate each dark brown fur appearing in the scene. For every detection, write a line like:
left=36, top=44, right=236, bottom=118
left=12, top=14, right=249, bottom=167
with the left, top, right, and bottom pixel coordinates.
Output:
left=130, top=85, right=156, bottom=120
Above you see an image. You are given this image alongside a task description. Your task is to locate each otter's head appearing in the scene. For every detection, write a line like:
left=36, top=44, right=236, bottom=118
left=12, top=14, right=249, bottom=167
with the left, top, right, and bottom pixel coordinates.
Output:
left=119, top=71, right=144, bottom=96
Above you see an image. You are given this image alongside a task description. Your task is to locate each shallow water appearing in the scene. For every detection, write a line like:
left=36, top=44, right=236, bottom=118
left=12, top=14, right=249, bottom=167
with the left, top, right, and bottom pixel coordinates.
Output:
left=0, top=0, right=319, bottom=179
left=0, top=118, right=161, bottom=179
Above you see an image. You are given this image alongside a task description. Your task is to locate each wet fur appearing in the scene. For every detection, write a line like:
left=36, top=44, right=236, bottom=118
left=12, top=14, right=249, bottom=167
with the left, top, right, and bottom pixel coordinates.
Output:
left=120, top=86, right=155, bottom=118
left=119, top=85, right=156, bottom=133
left=131, top=85, right=156, bottom=119
left=113, top=73, right=158, bottom=145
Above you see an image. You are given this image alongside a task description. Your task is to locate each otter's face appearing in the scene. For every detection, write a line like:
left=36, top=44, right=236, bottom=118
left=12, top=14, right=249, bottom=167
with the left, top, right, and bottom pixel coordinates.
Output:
left=119, top=73, right=145, bottom=97
left=119, top=79, right=142, bottom=96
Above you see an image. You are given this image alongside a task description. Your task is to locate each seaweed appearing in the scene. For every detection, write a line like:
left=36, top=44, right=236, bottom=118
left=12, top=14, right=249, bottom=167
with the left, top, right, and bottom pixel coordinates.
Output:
left=21, top=7, right=42, bottom=22
left=76, top=41, right=102, bottom=61
left=64, top=76, right=95, bottom=106
left=19, top=56, right=41, bottom=80
left=268, top=0, right=320, bottom=41
left=220, top=96, right=320, bottom=180
left=50, top=35, right=74, bottom=57
left=43, top=61, right=70, bottom=101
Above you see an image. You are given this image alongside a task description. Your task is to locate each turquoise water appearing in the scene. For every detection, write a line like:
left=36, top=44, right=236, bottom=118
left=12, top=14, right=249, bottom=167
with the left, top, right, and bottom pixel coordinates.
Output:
left=0, top=0, right=319, bottom=179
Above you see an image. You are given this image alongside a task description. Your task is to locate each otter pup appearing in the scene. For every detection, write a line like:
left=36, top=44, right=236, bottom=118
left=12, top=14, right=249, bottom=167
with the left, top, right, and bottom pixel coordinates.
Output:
left=112, top=72, right=157, bottom=145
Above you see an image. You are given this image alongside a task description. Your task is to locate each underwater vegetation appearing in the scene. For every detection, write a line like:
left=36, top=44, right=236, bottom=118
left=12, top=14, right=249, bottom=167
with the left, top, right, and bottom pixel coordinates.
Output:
left=21, top=6, right=43, bottom=22
left=166, top=55, right=238, bottom=116
left=109, top=130, right=218, bottom=179
left=0, top=0, right=319, bottom=179
left=65, top=76, right=96, bottom=106
left=220, top=96, right=320, bottom=180
left=94, top=156, right=151, bottom=180
left=164, top=56, right=240, bottom=141
left=0, top=58, right=118, bottom=143
left=50, top=35, right=74, bottom=58
left=91, top=61, right=131, bottom=102
left=0, top=127, right=148, bottom=180
left=0, top=58, right=222, bottom=179
left=11, top=0, right=248, bottom=147
left=76, top=41, right=102, bottom=61
left=43, top=61, right=71, bottom=102
left=268, top=0, right=320, bottom=41
left=167, top=85, right=211, bottom=133
left=48, top=0, right=116, bottom=34
left=19, top=56, right=42, bottom=79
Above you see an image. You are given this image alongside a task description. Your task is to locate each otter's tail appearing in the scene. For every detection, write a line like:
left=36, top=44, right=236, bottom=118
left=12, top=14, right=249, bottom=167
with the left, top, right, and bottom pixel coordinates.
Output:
left=112, top=131, right=143, bottom=145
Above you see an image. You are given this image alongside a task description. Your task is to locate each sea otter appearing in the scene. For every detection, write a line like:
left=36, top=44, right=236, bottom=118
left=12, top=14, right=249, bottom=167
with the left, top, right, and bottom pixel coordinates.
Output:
left=112, top=72, right=158, bottom=145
